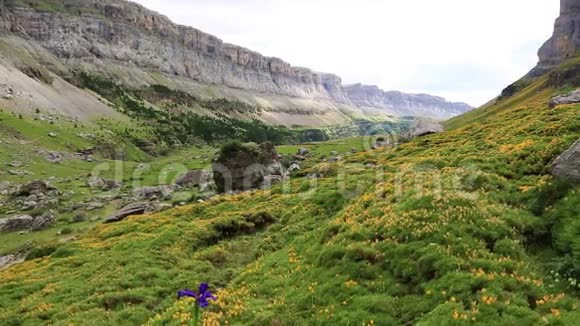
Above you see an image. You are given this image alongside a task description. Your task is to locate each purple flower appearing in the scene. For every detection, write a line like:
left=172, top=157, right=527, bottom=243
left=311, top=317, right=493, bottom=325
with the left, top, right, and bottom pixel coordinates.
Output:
left=178, top=283, right=217, bottom=308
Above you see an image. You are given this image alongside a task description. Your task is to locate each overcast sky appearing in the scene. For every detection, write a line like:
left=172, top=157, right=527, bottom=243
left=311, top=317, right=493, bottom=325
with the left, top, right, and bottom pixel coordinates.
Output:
left=133, top=0, right=558, bottom=107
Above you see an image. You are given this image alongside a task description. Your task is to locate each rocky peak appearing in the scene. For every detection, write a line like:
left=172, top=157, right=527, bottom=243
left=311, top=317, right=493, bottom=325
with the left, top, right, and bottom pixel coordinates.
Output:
left=530, top=0, right=580, bottom=76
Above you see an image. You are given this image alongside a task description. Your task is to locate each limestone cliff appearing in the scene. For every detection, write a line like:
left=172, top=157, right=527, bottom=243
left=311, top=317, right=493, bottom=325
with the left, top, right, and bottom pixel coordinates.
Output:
left=529, top=0, right=580, bottom=76
left=0, top=0, right=471, bottom=124
left=345, top=84, right=472, bottom=120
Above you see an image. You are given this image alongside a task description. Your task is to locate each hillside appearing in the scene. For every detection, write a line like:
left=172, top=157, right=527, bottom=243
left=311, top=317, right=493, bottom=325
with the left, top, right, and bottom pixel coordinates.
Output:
left=1, top=1, right=579, bottom=325
left=1, top=52, right=579, bottom=326
left=0, top=0, right=470, bottom=125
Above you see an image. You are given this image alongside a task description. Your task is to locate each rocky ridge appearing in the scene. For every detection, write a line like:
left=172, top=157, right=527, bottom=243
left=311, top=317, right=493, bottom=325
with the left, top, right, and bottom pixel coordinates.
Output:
left=345, top=84, right=472, bottom=120
left=0, top=0, right=471, bottom=122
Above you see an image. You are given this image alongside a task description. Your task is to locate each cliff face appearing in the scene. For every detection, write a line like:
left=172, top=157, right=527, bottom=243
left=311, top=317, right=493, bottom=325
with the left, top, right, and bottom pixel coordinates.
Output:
left=0, top=0, right=471, bottom=123
left=1, top=0, right=349, bottom=102
left=530, top=0, right=580, bottom=76
left=345, top=84, right=472, bottom=120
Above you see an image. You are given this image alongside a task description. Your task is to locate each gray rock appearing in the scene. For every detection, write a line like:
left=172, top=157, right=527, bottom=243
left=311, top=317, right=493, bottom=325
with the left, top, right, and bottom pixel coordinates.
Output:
left=45, top=151, right=64, bottom=163
left=406, top=118, right=444, bottom=139
left=9, top=161, right=23, bottom=167
left=288, top=163, right=301, bottom=174
left=20, top=201, right=38, bottom=210
left=13, top=180, right=60, bottom=197
left=551, top=138, right=580, bottom=183
left=549, top=89, right=580, bottom=108
left=0, top=214, right=55, bottom=232
left=329, top=157, right=341, bottom=162
left=262, top=175, right=284, bottom=188
left=212, top=141, right=283, bottom=193
left=8, top=170, right=28, bottom=176
left=48, top=132, right=58, bottom=138
left=86, top=201, right=105, bottom=211
left=297, top=148, right=310, bottom=156
left=0, top=254, right=25, bottom=270
left=175, top=170, right=212, bottom=188
left=132, top=185, right=175, bottom=201
left=105, top=202, right=161, bottom=223
left=529, top=0, right=580, bottom=76
left=87, top=176, right=122, bottom=191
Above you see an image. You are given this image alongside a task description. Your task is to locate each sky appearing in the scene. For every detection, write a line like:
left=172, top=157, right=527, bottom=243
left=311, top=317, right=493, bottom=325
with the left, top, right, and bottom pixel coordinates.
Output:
left=132, top=0, right=559, bottom=107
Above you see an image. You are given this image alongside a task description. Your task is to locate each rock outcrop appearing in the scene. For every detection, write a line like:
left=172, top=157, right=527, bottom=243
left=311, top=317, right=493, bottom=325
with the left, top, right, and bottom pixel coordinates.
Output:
left=548, top=89, right=580, bottom=108
left=344, top=84, right=472, bottom=120
left=0, top=214, right=55, bottom=232
left=175, top=170, right=213, bottom=188
left=105, top=202, right=164, bottom=223
left=529, top=0, right=580, bottom=76
left=551, top=138, right=580, bottom=183
left=400, top=118, right=444, bottom=140
left=132, top=186, right=175, bottom=201
left=212, top=142, right=285, bottom=193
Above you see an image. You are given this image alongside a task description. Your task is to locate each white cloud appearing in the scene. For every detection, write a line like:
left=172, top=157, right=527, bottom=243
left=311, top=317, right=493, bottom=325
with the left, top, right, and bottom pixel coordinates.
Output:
left=132, top=0, right=559, bottom=107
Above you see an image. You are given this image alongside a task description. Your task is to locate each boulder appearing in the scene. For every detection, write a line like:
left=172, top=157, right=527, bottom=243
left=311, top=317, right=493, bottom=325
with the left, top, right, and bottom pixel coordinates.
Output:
left=105, top=202, right=164, bottom=223
left=262, top=175, right=283, bottom=188
left=0, top=214, right=55, bottom=232
left=132, top=185, right=175, bottom=201
left=288, top=163, right=301, bottom=174
left=548, top=89, right=580, bottom=108
left=212, top=142, right=283, bottom=193
left=13, top=180, right=60, bottom=197
left=45, top=151, right=64, bottom=163
left=9, top=161, right=23, bottom=167
left=551, top=138, right=580, bottom=183
left=175, top=170, right=212, bottom=188
left=48, top=132, right=57, bottom=138
left=87, top=176, right=122, bottom=191
left=407, top=118, right=444, bottom=138
left=0, top=253, right=25, bottom=270
left=259, top=142, right=284, bottom=176
left=297, top=148, right=310, bottom=156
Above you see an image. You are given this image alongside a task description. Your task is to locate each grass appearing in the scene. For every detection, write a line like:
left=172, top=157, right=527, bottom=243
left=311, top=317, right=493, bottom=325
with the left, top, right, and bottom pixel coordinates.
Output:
left=0, top=110, right=219, bottom=256
left=0, top=59, right=579, bottom=325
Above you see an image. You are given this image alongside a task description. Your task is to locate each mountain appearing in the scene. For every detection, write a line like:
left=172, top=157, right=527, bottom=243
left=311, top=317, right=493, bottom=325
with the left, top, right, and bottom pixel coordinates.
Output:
left=0, top=0, right=470, bottom=124
left=448, top=0, right=580, bottom=130
left=1, top=1, right=580, bottom=324
left=345, top=84, right=472, bottom=120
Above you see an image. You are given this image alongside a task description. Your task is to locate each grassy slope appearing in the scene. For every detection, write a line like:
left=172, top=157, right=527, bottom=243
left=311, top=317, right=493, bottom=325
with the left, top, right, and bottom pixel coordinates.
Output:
left=1, top=75, right=580, bottom=325
left=0, top=110, right=216, bottom=255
